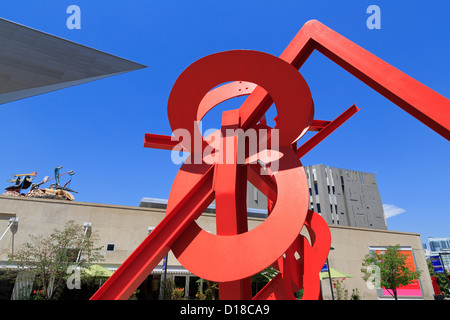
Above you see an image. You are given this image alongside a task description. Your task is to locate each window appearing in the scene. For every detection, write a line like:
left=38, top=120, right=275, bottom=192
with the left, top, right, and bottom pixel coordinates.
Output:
left=174, top=276, right=187, bottom=296
left=188, top=276, right=200, bottom=300
left=314, top=181, right=319, bottom=195
left=316, top=204, right=321, bottom=213
left=0, top=271, right=15, bottom=300
left=106, top=243, right=115, bottom=252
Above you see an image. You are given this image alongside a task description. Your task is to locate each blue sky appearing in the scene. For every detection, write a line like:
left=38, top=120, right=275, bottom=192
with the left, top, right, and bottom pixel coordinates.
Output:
left=0, top=1, right=448, bottom=245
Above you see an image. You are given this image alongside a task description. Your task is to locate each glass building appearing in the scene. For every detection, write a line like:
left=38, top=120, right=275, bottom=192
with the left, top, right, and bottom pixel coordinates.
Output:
left=428, top=237, right=450, bottom=271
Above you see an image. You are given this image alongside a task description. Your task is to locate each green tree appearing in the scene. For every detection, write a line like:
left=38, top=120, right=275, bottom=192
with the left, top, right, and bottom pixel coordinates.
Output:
left=161, top=278, right=175, bottom=300
left=251, top=265, right=278, bottom=295
left=3, top=220, right=104, bottom=300
left=361, top=244, right=422, bottom=300
left=195, top=279, right=218, bottom=300
left=427, top=259, right=449, bottom=297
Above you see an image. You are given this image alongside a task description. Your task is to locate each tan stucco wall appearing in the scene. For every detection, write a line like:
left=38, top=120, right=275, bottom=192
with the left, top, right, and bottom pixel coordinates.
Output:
left=321, top=225, right=433, bottom=300
left=0, top=196, right=434, bottom=299
left=0, top=195, right=168, bottom=265
left=0, top=196, right=264, bottom=268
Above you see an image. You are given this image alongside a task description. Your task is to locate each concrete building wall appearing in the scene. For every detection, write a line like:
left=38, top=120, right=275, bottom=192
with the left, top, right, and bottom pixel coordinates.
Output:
left=246, top=182, right=268, bottom=211
left=0, top=195, right=166, bottom=267
left=304, top=165, right=349, bottom=227
left=0, top=195, right=433, bottom=300
left=0, top=195, right=264, bottom=269
left=325, top=225, right=433, bottom=300
left=339, top=167, right=387, bottom=230
left=248, top=164, right=388, bottom=230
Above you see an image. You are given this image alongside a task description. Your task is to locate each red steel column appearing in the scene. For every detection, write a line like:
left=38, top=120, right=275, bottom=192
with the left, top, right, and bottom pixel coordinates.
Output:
left=215, top=109, right=252, bottom=300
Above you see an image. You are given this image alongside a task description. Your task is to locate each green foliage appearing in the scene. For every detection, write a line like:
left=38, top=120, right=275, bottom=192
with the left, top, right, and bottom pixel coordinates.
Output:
left=173, top=287, right=186, bottom=300
left=427, top=259, right=449, bottom=297
left=332, top=278, right=349, bottom=300
left=361, top=244, right=422, bottom=300
left=329, top=278, right=361, bottom=300
left=195, top=279, right=218, bottom=300
left=164, top=278, right=186, bottom=300
left=351, top=288, right=361, bottom=300
left=255, top=266, right=278, bottom=283
left=251, top=265, right=278, bottom=296
left=3, top=220, right=104, bottom=300
left=161, top=278, right=175, bottom=300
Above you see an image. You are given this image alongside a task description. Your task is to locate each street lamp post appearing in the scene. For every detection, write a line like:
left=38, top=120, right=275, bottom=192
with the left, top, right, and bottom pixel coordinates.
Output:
left=327, top=247, right=335, bottom=300
left=161, top=254, right=168, bottom=300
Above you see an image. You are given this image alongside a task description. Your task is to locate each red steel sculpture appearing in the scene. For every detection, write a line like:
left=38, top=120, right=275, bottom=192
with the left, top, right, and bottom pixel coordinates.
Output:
left=91, top=20, right=450, bottom=300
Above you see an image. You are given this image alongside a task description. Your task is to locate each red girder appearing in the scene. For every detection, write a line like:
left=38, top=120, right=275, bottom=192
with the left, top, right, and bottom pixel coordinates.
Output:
left=91, top=20, right=450, bottom=300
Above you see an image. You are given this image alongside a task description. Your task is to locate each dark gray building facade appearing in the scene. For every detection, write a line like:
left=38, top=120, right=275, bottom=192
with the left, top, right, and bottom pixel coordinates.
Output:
left=247, top=164, right=387, bottom=230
